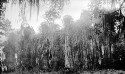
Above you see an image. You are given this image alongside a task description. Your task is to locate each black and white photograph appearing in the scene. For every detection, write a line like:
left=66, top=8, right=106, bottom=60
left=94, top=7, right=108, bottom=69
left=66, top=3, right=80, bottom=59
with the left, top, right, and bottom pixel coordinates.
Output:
left=1, top=0, right=125, bottom=74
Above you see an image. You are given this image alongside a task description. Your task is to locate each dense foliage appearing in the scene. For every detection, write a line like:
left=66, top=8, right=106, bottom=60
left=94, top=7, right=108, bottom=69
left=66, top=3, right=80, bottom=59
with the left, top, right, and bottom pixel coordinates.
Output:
left=1, top=0, right=125, bottom=73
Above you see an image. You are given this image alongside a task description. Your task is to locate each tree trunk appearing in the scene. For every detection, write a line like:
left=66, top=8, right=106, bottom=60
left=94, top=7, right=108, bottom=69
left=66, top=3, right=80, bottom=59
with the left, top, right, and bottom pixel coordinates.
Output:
left=64, top=36, right=73, bottom=68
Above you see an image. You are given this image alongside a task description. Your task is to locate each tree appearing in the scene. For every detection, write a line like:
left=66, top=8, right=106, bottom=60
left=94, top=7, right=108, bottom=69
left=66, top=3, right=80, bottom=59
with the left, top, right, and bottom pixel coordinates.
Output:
left=0, top=17, right=12, bottom=71
left=88, top=0, right=125, bottom=69
left=2, top=0, right=69, bottom=22
left=18, top=24, right=35, bottom=71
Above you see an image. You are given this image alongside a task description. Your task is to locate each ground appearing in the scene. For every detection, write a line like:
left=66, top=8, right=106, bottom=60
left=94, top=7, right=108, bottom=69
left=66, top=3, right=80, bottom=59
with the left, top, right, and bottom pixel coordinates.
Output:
left=1, top=69, right=125, bottom=74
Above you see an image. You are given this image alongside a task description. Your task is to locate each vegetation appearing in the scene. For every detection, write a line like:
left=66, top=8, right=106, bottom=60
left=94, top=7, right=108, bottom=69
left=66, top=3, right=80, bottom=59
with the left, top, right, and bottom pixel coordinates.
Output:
left=0, top=0, right=125, bottom=74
